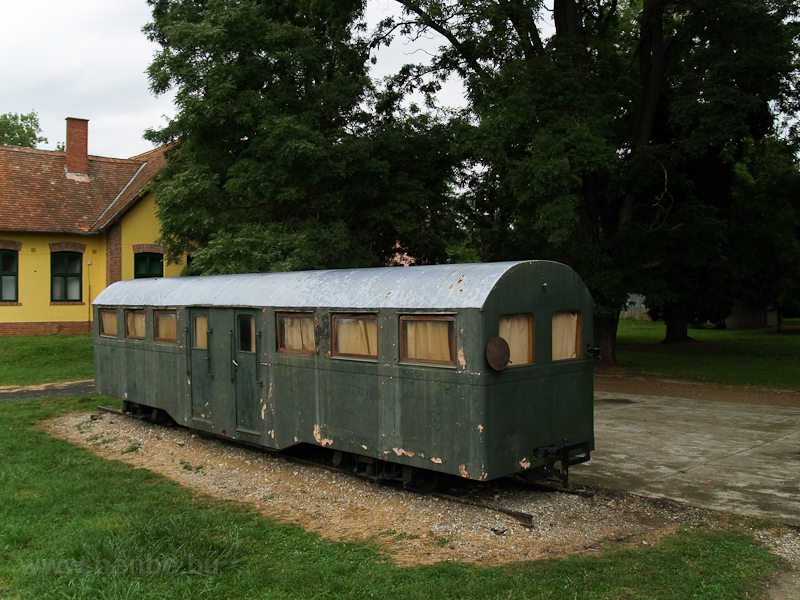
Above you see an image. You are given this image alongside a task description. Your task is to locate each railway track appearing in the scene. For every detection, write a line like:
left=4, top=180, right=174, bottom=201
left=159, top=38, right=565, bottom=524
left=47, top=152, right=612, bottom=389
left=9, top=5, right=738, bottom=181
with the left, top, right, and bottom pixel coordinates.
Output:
left=97, top=405, right=592, bottom=529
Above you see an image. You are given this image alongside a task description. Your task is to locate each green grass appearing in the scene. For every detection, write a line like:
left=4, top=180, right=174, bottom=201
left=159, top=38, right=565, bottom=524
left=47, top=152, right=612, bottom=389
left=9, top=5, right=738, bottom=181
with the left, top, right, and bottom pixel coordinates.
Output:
left=0, top=397, right=782, bottom=599
left=2, top=320, right=798, bottom=392
left=0, top=334, right=93, bottom=385
left=616, top=319, right=800, bottom=390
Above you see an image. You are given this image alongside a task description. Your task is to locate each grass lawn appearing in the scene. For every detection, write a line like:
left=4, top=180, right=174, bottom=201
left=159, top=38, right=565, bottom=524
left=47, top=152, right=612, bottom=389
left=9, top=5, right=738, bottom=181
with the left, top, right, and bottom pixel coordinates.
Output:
left=1, top=321, right=797, bottom=390
left=0, top=334, right=93, bottom=386
left=0, top=396, right=782, bottom=599
left=615, top=319, right=800, bottom=390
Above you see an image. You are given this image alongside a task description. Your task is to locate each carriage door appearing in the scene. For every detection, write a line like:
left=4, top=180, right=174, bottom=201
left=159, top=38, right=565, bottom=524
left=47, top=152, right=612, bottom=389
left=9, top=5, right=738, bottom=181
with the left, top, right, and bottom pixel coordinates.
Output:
left=233, top=310, right=262, bottom=438
left=189, top=309, right=215, bottom=425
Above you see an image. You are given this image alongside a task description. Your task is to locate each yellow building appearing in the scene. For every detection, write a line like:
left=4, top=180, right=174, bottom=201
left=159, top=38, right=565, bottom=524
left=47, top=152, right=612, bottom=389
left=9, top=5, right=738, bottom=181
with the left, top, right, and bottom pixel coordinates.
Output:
left=0, top=118, right=184, bottom=335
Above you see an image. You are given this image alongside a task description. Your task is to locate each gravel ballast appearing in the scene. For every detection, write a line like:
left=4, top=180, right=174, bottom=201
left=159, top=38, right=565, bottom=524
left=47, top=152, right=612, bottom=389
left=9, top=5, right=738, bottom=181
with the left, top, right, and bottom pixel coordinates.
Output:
left=45, top=410, right=800, bottom=571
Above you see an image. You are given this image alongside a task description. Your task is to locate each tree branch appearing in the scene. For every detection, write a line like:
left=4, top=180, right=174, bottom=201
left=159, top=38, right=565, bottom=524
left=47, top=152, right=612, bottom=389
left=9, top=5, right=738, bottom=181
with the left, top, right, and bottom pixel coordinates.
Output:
left=392, top=0, right=488, bottom=78
left=497, top=0, right=545, bottom=58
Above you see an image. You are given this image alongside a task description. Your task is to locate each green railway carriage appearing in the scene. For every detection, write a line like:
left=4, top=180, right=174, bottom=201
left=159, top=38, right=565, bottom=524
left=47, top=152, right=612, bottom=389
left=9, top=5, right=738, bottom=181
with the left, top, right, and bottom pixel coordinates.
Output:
left=93, top=260, right=595, bottom=483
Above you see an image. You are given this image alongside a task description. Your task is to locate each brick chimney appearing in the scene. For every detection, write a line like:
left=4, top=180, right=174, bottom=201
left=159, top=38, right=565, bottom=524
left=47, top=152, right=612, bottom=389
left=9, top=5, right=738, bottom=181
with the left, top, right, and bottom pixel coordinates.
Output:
left=65, top=117, right=89, bottom=176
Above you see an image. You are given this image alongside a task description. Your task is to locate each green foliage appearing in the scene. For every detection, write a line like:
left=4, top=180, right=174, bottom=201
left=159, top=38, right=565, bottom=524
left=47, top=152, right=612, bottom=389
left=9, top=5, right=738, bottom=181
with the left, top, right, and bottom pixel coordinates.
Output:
left=0, top=397, right=780, bottom=599
left=0, top=335, right=93, bottom=385
left=729, top=137, right=800, bottom=316
left=377, top=0, right=800, bottom=354
left=145, top=0, right=800, bottom=357
left=0, top=111, right=47, bottom=148
left=145, top=0, right=462, bottom=272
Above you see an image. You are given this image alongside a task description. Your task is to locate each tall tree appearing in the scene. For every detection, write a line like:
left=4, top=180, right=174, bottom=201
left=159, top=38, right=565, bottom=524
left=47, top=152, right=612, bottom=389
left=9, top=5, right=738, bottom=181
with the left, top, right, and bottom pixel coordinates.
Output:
left=0, top=111, right=47, bottom=148
left=374, top=0, right=800, bottom=361
left=728, top=137, right=800, bottom=330
left=145, top=0, right=461, bottom=273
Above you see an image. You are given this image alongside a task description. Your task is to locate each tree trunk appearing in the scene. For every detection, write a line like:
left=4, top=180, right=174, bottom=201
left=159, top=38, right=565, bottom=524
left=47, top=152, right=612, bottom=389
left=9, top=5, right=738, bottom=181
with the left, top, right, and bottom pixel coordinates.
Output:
left=593, top=313, right=619, bottom=366
left=663, top=305, right=693, bottom=343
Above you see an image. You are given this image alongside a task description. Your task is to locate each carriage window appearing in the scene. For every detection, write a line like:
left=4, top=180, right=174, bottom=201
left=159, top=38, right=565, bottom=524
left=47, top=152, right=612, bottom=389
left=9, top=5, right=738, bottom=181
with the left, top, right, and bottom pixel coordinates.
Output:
left=500, top=314, right=533, bottom=366
left=194, top=314, right=208, bottom=349
left=400, top=316, right=456, bottom=365
left=552, top=311, right=581, bottom=361
left=99, top=309, right=118, bottom=337
left=333, top=314, right=377, bottom=359
left=125, top=310, right=146, bottom=340
left=238, top=314, right=255, bottom=353
left=277, top=313, right=315, bottom=354
left=155, top=310, right=178, bottom=343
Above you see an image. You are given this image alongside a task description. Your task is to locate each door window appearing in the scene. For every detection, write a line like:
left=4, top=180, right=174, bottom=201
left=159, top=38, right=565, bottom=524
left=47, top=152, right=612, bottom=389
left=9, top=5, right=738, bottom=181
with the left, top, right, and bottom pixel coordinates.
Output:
left=194, top=313, right=209, bottom=349
left=238, top=314, right=255, bottom=352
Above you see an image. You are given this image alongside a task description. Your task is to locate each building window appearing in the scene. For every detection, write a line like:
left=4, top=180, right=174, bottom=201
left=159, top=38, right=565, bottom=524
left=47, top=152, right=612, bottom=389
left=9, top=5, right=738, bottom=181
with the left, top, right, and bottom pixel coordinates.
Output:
left=500, top=314, right=534, bottom=366
left=99, top=309, right=118, bottom=337
left=51, top=251, right=82, bottom=301
left=552, top=311, right=582, bottom=361
left=277, top=313, right=315, bottom=354
left=332, top=314, right=378, bottom=359
left=154, top=310, right=178, bottom=343
left=1, top=249, right=18, bottom=302
left=134, top=253, right=163, bottom=278
left=400, top=315, right=456, bottom=365
left=125, top=309, right=146, bottom=340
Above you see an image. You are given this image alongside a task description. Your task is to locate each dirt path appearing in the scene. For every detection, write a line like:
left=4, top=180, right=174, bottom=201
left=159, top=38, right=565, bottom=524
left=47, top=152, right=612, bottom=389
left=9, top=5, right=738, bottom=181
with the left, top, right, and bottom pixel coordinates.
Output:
left=594, top=368, right=800, bottom=408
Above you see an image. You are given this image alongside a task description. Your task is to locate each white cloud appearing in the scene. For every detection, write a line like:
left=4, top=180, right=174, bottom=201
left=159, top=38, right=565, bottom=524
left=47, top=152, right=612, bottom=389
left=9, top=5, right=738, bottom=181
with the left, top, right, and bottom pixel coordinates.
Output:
left=0, top=0, right=175, bottom=158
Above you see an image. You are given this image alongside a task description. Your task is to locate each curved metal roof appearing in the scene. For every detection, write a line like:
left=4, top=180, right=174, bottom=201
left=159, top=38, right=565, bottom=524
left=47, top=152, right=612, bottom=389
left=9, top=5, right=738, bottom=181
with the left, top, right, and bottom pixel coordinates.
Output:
left=93, top=261, right=559, bottom=310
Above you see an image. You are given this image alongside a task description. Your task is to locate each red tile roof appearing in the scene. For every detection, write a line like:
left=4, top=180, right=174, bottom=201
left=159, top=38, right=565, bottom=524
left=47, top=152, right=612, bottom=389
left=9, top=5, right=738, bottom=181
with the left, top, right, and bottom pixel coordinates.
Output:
left=0, top=144, right=168, bottom=234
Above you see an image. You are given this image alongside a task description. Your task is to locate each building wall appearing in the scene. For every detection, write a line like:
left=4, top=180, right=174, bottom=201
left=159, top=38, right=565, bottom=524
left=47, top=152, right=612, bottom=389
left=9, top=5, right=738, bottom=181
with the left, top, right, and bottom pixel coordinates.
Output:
left=0, top=232, right=106, bottom=335
left=1, top=193, right=186, bottom=336
left=120, top=193, right=184, bottom=279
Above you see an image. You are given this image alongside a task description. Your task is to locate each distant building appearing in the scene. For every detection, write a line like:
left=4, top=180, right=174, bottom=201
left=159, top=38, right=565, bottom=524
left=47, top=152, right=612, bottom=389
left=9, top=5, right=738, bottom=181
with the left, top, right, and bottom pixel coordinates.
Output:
left=0, top=117, right=184, bottom=335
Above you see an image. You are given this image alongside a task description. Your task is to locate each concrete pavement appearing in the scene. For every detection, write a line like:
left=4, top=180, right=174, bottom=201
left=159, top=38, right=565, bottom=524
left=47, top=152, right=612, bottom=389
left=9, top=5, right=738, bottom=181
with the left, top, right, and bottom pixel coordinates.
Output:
left=572, top=391, right=800, bottom=526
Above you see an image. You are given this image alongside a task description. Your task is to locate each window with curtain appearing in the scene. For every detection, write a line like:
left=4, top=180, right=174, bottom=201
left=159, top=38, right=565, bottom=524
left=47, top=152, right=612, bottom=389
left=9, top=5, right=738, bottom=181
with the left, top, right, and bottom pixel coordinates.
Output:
left=400, top=316, right=456, bottom=365
left=193, top=313, right=208, bottom=349
left=552, top=311, right=581, bottom=361
left=154, top=310, right=178, bottom=343
left=99, top=309, right=118, bottom=337
left=277, top=313, right=315, bottom=354
left=1, top=249, right=18, bottom=302
left=51, top=251, right=82, bottom=301
left=125, top=309, right=146, bottom=340
left=134, top=253, right=163, bottom=278
left=238, top=314, right=255, bottom=352
left=333, top=314, right=378, bottom=359
left=500, top=314, right=533, bottom=366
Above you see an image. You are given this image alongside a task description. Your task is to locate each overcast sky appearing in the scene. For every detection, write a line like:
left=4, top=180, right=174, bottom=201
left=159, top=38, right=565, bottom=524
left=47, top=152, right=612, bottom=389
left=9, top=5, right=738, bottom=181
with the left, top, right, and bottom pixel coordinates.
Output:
left=0, top=0, right=465, bottom=159
left=0, top=0, right=177, bottom=158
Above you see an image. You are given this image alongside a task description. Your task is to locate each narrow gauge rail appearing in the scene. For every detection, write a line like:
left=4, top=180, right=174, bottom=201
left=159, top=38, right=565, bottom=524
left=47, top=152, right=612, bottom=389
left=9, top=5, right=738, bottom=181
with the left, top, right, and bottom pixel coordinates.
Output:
left=93, top=261, right=595, bottom=487
left=95, top=403, right=588, bottom=528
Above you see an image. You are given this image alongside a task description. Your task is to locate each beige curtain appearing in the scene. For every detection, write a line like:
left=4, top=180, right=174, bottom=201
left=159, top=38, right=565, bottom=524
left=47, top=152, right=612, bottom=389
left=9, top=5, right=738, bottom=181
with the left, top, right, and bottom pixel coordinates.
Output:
left=552, top=311, right=581, bottom=361
left=125, top=310, right=146, bottom=339
left=281, top=316, right=315, bottom=352
left=403, top=319, right=453, bottom=363
left=500, top=314, right=533, bottom=366
left=335, top=317, right=377, bottom=357
left=99, top=310, right=118, bottom=337
left=155, top=311, right=178, bottom=342
left=194, top=314, right=208, bottom=349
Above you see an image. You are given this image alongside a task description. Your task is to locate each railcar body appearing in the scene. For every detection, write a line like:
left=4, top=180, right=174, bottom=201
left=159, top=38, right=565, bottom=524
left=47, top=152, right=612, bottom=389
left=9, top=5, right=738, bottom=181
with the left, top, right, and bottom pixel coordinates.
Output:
left=93, top=261, right=594, bottom=482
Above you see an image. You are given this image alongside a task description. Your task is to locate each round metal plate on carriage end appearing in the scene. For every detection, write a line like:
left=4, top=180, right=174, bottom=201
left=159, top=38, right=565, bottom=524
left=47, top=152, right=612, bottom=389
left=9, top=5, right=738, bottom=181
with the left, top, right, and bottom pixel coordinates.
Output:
left=486, top=336, right=510, bottom=371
